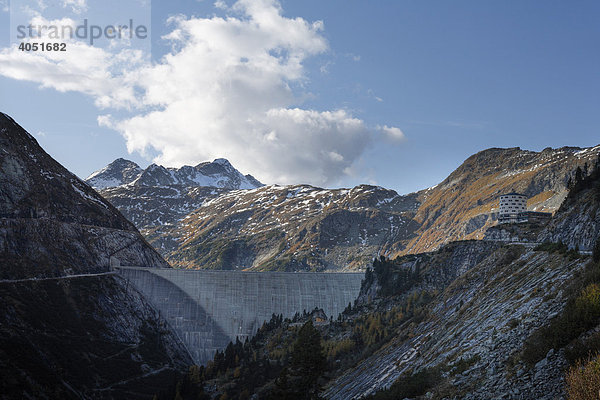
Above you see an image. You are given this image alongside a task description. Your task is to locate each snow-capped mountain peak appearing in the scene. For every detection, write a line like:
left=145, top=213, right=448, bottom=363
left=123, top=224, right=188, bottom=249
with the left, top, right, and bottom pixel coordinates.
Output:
left=212, top=158, right=232, bottom=166
left=85, top=158, right=263, bottom=190
left=85, top=158, right=143, bottom=189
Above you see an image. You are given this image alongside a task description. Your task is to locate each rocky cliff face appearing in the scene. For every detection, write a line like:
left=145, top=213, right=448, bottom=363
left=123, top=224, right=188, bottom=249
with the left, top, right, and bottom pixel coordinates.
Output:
left=325, top=243, right=583, bottom=399
left=0, top=112, right=190, bottom=399
left=538, top=161, right=600, bottom=251
left=0, top=112, right=167, bottom=279
left=0, top=276, right=191, bottom=399
left=0, top=113, right=133, bottom=229
left=122, top=145, right=598, bottom=271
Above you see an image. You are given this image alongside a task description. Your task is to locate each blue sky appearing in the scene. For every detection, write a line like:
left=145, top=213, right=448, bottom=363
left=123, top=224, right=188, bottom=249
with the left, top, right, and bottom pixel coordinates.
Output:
left=0, top=0, right=598, bottom=194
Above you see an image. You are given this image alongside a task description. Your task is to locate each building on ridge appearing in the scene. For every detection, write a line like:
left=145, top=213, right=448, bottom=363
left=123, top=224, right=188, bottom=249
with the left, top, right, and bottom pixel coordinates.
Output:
left=498, top=192, right=552, bottom=224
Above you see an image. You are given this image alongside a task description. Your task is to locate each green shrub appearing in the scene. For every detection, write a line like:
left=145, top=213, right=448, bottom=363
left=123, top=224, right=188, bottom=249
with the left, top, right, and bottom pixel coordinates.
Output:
left=324, top=338, right=356, bottom=360
left=451, top=354, right=481, bottom=376
left=565, top=331, right=600, bottom=365
left=522, top=283, right=600, bottom=365
left=367, top=367, right=441, bottom=400
left=575, top=284, right=600, bottom=324
left=535, top=241, right=569, bottom=254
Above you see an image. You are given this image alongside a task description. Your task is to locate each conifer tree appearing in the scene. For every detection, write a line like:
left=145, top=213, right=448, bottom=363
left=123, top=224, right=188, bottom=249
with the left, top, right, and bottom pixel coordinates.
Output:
left=288, top=320, right=326, bottom=399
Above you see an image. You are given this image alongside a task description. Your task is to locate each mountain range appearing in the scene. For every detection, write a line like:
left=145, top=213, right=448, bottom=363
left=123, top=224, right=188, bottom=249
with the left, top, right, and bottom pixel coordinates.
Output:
left=90, top=145, right=600, bottom=271
left=3, top=111, right=600, bottom=399
left=158, top=164, right=600, bottom=400
left=86, top=157, right=263, bottom=190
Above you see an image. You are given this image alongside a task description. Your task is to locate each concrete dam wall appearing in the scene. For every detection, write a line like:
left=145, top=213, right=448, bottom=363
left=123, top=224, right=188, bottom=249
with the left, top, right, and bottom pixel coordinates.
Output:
left=117, top=267, right=364, bottom=365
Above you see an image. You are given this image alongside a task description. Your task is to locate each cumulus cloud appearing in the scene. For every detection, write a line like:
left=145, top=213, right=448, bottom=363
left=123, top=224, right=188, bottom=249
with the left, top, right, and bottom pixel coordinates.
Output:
left=378, top=125, right=405, bottom=141
left=0, top=16, right=145, bottom=108
left=0, top=0, right=404, bottom=185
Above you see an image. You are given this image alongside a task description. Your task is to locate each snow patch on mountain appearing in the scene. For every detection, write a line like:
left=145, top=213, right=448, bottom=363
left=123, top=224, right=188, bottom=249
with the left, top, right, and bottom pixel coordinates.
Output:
left=86, top=158, right=263, bottom=190
left=86, top=158, right=144, bottom=189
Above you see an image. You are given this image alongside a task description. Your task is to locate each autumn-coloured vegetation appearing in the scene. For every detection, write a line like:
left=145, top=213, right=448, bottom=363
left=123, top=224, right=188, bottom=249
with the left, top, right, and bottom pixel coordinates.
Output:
left=566, top=355, right=600, bottom=400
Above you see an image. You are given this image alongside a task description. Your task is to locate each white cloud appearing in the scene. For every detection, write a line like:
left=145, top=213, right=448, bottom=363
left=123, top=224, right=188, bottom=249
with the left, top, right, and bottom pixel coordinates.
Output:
left=0, top=0, right=404, bottom=186
left=0, top=16, right=145, bottom=109
left=214, top=0, right=228, bottom=9
left=62, top=0, right=87, bottom=14
left=36, top=0, right=47, bottom=12
left=320, top=60, right=333, bottom=74
left=367, top=88, right=383, bottom=103
left=0, top=0, right=8, bottom=12
left=378, top=125, right=405, bottom=141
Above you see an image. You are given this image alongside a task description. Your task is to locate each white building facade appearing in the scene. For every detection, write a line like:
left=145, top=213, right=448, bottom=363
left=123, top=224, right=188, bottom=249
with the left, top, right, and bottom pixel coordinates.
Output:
left=498, top=192, right=527, bottom=223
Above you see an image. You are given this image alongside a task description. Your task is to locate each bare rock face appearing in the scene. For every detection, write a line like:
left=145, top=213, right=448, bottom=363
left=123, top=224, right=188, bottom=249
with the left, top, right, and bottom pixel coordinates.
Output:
left=0, top=113, right=131, bottom=228
left=538, top=162, right=600, bottom=251
left=0, top=112, right=168, bottom=279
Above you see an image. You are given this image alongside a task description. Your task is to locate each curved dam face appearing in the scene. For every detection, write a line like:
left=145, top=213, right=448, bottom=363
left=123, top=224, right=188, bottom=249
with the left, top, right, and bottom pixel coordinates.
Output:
left=117, top=267, right=364, bottom=365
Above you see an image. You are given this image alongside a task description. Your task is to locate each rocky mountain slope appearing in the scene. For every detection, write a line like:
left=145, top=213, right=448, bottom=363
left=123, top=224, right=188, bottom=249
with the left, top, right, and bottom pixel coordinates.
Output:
left=176, top=167, right=600, bottom=400
left=403, top=146, right=600, bottom=255
left=538, top=161, right=600, bottom=251
left=87, top=158, right=264, bottom=255
left=0, top=112, right=190, bottom=398
left=0, top=113, right=168, bottom=278
left=130, top=145, right=599, bottom=271
left=0, top=276, right=191, bottom=399
left=324, top=156, right=600, bottom=399
left=85, top=158, right=144, bottom=189
left=325, top=243, right=580, bottom=399
left=157, top=184, right=420, bottom=270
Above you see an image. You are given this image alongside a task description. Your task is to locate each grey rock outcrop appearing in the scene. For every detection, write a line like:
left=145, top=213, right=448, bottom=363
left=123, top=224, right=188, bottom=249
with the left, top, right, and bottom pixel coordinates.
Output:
left=538, top=186, right=600, bottom=251
left=325, top=245, right=585, bottom=400
left=0, top=112, right=167, bottom=279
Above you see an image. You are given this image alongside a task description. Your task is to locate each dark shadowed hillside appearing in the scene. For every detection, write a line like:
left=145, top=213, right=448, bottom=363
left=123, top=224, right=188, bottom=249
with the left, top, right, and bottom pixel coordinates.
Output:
left=0, top=112, right=167, bottom=279
left=0, top=112, right=190, bottom=399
